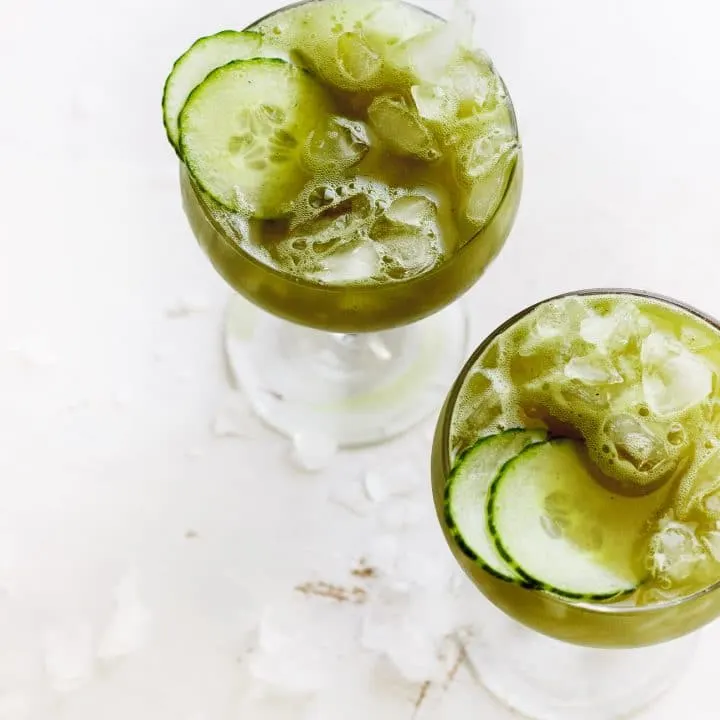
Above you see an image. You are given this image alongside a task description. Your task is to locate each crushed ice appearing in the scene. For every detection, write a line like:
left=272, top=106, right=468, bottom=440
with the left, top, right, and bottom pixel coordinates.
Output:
left=96, top=572, right=151, bottom=660
left=164, top=296, right=210, bottom=319
left=291, top=432, right=338, bottom=472
left=211, top=391, right=258, bottom=439
left=43, top=620, right=94, bottom=693
left=363, top=461, right=420, bottom=502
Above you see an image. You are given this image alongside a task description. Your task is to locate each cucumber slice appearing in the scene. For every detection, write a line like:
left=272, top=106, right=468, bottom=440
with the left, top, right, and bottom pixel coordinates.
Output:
left=446, top=429, right=548, bottom=582
left=488, top=439, right=668, bottom=600
left=179, top=58, right=333, bottom=217
left=163, top=31, right=268, bottom=152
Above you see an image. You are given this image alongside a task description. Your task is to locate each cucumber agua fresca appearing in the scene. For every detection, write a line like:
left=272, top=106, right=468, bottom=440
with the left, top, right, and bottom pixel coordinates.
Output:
left=445, top=293, right=720, bottom=604
left=162, top=0, right=519, bottom=284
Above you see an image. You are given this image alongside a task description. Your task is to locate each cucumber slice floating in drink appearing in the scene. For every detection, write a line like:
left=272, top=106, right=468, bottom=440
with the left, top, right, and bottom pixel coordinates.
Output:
left=163, top=31, right=273, bottom=152
left=446, top=429, right=548, bottom=583
left=179, top=58, right=333, bottom=217
left=488, top=439, right=669, bottom=600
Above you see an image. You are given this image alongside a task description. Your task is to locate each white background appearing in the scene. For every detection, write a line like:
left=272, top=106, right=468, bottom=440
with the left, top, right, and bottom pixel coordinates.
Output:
left=1, top=0, right=719, bottom=717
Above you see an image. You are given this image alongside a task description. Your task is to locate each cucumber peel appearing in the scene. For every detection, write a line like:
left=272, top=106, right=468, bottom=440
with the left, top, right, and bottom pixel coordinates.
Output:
left=445, top=429, right=547, bottom=583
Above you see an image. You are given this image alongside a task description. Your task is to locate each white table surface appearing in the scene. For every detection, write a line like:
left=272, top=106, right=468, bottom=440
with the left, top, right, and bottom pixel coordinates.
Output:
left=2, top=0, right=719, bottom=717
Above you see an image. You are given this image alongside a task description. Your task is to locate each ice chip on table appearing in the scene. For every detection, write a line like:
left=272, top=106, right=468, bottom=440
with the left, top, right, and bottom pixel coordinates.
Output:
left=249, top=595, right=359, bottom=693
left=360, top=585, right=444, bottom=683
left=367, top=95, right=441, bottom=162
left=328, top=476, right=374, bottom=516
left=313, top=238, right=380, bottom=283
left=303, top=116, right=370, bottom=172
left=97, top=573, right=151, bottom=660
left=363, top=461, right=420, bottom=502
left=377, top=497, right=428, bottom=530
left=43, top=620, right=94, bottom=693
left=604, top=414, right=671, bottom=474
left=411, top=83, right=458, bottom=123
left=211, top=391, right=258, bottom=439
left=291, top=431, right=338, bottom=472
left=648, top=516, right=708, bottom=585
left=564, top=356, right=624, bottom=386
left=641, top=332, right=713, bottom=416
left=336, top=32, right=382, bottom=85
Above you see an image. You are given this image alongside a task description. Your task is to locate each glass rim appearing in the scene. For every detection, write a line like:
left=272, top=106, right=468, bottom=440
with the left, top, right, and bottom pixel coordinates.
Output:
left=185, top=0, right=522, bottom=297
left=435, top=287, right=720, bottom=616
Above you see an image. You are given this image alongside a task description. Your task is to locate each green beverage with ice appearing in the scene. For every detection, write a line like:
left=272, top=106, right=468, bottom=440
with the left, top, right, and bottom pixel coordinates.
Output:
left=163, top=0, right=521, bottom=332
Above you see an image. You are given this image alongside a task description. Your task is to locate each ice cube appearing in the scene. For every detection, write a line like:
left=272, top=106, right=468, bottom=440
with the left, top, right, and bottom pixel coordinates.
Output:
left=303, top=116, right=370, bottom=172
left=464, top=149, right=517, bottom=226
left=603, top=414, right=670, bottom=474
left=313, top=239, right=380, bottom=284
left=43, top=620, right=94, bottom=693
left=641, top=332, right=713, bottom=416
left=362, top=461, right=420, bottom=502
left=291, top=432, right=338, bottom=472
left=690, top=450, right=720, bottom=517
left=456, top=111, right=517, bottom=179
left=444, top=52, right=495, bottom=109
left=579, top=303, right=644, bottom=354
left=411, top=84, right=459, bottom=123
left=336, top=32, right=382, bottom=85
left=397, top=2, right=474, bottom=84
left=385, top=195, right=437, bottom=226
left=370, top=215, right=440, bottom=280
left=367, top=95, right=441, bottom=162
left=564, top=356, right=623, bottom=385
left=292, top=194, right=374, bottom=256
left=648, top=516, right=708, bottom=585
left=96, top=573, right=151, bottom=660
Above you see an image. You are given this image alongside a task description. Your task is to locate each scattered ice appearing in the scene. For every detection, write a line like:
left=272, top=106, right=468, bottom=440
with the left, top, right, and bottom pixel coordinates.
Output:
left=328, top=478, right=374, bottom=516
left=96, top=573, right=151, bottom=660
left=564, top=356, right=623, bottom=385
left=363, top=535, right=400, bottom=577
left=211, top=392, right=257, bottom=439
left=377, top=497, right=428, bottom=530
left=291, top=432, right=338, bottom=472
left=164, top=296, right=209, bottom=319
left=641, top=332, right=713, bottom=416
left=363, top=461, right=420, bottom=502
left=249, top=595, right=359, bottom=693
left=43, top=620, right=94, bottom=693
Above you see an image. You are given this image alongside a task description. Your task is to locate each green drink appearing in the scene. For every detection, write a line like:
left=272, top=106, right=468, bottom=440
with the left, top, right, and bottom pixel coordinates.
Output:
left=163, top=0, right=521, bottom=446
left=432, top=290, right=720, bottom=719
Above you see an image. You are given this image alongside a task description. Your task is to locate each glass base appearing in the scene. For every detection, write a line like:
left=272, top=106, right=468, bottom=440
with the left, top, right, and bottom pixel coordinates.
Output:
left=463, top=612, right=698, bottom=720
left=223, top=295, right=469, bottom=447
